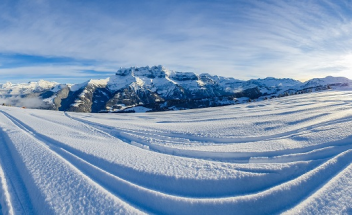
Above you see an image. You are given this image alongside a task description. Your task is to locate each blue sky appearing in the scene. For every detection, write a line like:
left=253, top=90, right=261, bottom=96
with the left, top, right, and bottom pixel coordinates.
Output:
left=1, top=0, right=352, bottom=83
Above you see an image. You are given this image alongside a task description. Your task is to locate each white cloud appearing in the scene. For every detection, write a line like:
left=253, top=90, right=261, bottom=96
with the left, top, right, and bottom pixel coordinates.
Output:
left=1, top=0, right=352, bottom=81
left=0, top=64, right=117, bottom=83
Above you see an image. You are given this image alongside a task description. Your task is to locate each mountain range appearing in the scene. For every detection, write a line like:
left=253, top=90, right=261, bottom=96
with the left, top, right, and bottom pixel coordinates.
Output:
left=1, top=65, right=351, bottom=113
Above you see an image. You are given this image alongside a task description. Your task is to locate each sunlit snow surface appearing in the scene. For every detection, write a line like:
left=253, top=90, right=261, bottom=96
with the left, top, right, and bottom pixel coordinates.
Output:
left=1, top=90, right=352, bottom=214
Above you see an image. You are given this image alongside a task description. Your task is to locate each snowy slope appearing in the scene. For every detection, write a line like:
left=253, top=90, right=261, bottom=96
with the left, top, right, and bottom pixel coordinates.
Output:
left=1, top=89, right=352, bottom=214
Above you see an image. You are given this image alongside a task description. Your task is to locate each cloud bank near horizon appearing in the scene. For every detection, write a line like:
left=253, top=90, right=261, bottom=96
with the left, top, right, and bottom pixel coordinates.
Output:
left=1, top=0, right=352, bottom=83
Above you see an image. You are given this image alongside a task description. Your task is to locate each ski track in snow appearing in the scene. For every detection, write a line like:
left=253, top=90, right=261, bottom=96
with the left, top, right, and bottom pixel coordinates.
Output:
left=1, top=90, right=352, bottom=214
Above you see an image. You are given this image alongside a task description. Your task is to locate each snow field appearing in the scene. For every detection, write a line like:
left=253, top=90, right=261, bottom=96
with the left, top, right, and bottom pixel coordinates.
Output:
left=0, top=90, right=352, bottom=214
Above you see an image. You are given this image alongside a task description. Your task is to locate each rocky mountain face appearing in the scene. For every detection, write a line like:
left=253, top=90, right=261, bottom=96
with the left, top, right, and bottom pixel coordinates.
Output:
left=1, top=66, right=351, bottom=113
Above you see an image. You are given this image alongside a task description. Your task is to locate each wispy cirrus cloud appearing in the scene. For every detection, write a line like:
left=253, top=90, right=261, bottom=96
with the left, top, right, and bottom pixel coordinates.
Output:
left=1, top=0, right=352, bottom=83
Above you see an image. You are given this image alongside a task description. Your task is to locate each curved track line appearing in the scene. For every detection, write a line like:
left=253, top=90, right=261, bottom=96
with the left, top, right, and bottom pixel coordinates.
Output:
left=17, top=111, right=352, bottom=212
left=2, top=110, right=316, bottom=198
left=4, top=110, right=352, bottom=215
left=64, top=112, right=352, bottom=163
left=0, top=158, right=14, bottom=215
left=1, top=111, right=150, bottom=212
left=0, top=110, right=146, bottom=214
left=0, top=123, right=34, bottom=214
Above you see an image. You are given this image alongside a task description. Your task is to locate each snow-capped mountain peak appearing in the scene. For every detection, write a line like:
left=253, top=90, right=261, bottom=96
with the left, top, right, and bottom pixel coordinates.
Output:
left=0, top=80, right=58, bottom=95
left=1, top=66, right=351, bottom=112
left=302, top=76, right=352, bottom=89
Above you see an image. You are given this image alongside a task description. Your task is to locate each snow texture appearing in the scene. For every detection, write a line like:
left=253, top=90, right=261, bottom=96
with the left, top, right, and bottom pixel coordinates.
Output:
left=1, top=89, right=352, bottom=214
